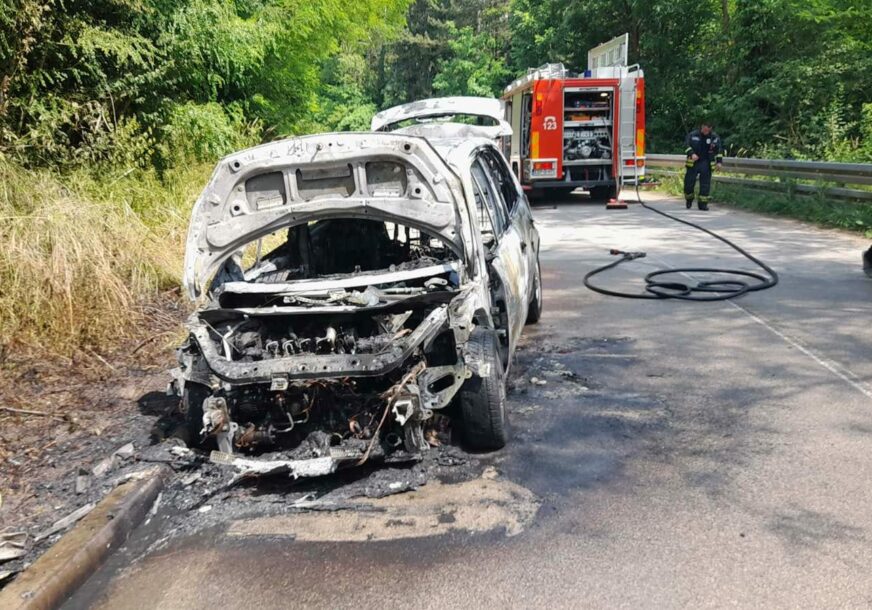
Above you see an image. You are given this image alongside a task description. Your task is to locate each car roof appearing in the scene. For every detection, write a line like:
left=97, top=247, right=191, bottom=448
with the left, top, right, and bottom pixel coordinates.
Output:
left=424, top=135, right=495, bottom=169
left=371, top=96, right=505, bottom=132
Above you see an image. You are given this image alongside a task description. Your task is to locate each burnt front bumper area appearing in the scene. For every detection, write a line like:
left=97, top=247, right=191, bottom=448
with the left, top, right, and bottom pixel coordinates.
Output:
left=187, top=306, right=449, bottom=385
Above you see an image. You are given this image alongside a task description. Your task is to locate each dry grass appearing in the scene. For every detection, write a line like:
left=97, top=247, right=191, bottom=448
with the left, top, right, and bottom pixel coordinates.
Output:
left=0, top=157, right=210, bottom=356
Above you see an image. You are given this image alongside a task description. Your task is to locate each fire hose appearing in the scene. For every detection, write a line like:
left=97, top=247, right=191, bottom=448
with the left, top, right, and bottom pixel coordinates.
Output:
left=583, top=187, right=779, bottom=301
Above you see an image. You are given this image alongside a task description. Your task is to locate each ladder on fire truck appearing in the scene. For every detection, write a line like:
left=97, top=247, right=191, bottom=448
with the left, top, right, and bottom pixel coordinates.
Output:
left=588, top=34, right=642, bottom=190
left=618, top=66, right=642, bottom=189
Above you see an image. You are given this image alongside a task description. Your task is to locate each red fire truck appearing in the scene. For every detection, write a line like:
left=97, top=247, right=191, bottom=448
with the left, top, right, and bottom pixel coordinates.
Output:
left=501, top=34, right=646, bottom=200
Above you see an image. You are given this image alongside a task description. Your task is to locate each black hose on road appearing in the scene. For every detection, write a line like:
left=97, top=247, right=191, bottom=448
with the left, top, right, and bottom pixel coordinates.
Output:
left=583, top=189, right=779, bottom=301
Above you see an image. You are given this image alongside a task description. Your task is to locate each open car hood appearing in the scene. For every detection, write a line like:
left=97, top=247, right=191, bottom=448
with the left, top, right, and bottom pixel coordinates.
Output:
left=371, top=96, right=511, bottom=137
left=182, top=133, right=466, bottom=300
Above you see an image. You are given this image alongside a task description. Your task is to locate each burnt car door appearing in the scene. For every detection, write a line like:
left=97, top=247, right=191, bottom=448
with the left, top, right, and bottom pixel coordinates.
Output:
left=470, top=149, right=530, bottom=359
left=479, top=147, right=539, bottom=307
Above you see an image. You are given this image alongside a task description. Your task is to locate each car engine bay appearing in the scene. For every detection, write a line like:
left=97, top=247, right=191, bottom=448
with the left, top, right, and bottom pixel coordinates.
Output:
left=171, top=217, right=479, bottom=476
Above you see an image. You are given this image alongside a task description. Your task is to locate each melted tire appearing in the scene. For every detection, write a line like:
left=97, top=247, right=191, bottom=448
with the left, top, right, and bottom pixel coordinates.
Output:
left=182, top=382, right=210, bottom=448
left=460, top=329, right=508, bottom=450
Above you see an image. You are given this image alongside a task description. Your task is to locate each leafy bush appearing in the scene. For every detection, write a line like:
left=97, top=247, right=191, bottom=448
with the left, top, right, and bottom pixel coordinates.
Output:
left=0, top=0, right=412, bottom=168
left=158, top=101, right=258, bottom=167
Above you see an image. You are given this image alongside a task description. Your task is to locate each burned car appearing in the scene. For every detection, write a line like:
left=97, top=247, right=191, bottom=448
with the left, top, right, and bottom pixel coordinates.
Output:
left=169, top=120, right=541, bottom=476
left=371, top=96, right=512, bottom=142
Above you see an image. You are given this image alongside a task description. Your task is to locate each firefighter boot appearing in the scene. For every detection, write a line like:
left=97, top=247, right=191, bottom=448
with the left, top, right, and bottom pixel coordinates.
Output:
left=698, top=196, right=710, bottom=211
left=685, top=196, right=694, bottom=209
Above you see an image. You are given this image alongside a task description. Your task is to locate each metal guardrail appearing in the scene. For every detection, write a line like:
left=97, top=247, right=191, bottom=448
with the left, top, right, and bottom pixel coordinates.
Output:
left=646, top=154, right=872, bottom=202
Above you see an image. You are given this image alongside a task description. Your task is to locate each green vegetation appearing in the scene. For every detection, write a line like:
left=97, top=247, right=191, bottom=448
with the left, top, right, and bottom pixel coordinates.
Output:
left=1, top=0, right=870, bottom=354
left=713, top=186, right=872, bottom=235
left=3, top=0, right=869, bottom=168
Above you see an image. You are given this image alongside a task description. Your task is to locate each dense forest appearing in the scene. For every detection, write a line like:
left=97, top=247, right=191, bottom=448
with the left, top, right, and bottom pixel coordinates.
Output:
left=2, top=0, right=871, bottom=169
left=0, top=0, right=871, bottom=353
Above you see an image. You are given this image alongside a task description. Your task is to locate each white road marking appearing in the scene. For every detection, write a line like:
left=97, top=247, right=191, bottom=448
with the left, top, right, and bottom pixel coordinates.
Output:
left=648, top=253, right=872, bottom=402
left=726, top=299, right=872, bottom=401
left=538, top=205, right=872, bottom=401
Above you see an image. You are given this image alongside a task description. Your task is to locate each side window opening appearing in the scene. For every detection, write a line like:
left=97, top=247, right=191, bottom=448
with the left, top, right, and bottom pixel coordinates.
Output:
left=471, top=179, right=496, bottom=241
left=482, top=149, right=519, bottom=214
left=471, top=158, right=507, bottom=237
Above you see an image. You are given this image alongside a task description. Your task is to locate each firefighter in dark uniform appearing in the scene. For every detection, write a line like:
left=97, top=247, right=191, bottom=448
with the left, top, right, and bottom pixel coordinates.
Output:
left=684, top=122, right=723, bottom=210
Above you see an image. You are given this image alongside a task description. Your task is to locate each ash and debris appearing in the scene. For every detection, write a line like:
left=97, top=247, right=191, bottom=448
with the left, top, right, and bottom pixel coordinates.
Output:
left=0, top=330, right=620, bottom=590
left=508, top=351, right=598, bottom=400
left=0, top=426, right=483, bottom=588
left=507, top=333, right=641, bottom=401
left=112, top=439, right=483, bottom=563
left=147, top=440, right=478, bottom=526
left=0, top=431, right=185, bottom=583
left=0, top=362, right=191, bottom=586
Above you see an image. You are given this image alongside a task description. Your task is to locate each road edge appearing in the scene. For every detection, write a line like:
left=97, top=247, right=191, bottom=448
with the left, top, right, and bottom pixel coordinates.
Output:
left=0, top=464, right=169, bottom=610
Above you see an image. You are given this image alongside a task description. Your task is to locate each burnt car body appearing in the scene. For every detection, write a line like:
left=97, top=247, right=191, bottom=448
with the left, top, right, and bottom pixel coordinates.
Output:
left=371, top=96, right=512, bottom=141
left=169, top=120, right=541, bottom=476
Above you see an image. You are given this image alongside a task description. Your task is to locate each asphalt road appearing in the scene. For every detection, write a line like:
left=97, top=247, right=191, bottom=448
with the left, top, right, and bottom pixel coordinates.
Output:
left=67, top=192, right=872, bottom=608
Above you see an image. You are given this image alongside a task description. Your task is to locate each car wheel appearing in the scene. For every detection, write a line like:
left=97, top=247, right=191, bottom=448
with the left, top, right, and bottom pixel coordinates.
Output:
left=182, top=382, right=210, bottom=447
left=526, top=259, right=543, bottom=324
left=460, top=329, right=508, bottom=450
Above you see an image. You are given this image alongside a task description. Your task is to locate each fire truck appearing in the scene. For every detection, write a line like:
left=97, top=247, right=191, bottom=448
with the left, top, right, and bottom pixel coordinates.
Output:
left=501, top=34, right=646, bottom=200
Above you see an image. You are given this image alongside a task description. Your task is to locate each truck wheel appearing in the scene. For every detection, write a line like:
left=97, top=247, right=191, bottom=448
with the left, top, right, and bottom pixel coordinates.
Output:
left=528, top=189, right=545, bottom=202
left=589, top=185, right=617, bottom=201
left=182, top=383, right=210, bottom=447
left=547, top=187, right=576, bottom=200
left=526, top=259, right=543, bottom=324
left=460, top=329, right=509, bottom=450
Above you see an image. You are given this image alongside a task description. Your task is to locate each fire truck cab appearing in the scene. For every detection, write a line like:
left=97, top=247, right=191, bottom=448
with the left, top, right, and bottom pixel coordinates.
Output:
left=501, top=34, right=646, bottom=200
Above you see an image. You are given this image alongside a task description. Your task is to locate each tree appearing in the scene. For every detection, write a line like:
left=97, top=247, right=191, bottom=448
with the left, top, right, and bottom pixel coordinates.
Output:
left=0, top=0, right=411, bottom=167
left=432, top=24, right=510, bottom=96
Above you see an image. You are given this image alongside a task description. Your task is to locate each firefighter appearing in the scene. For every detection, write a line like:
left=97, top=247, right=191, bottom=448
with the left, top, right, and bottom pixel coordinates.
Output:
left=683, top=121, right=724, bottom=211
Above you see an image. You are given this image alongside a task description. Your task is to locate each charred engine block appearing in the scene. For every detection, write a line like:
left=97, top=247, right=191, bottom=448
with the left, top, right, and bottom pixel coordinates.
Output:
left=230, top=324, right=388, bottom=359
left=223, top=313, right=409, bottom=361
left=208, top=377, right=389, bottom=451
